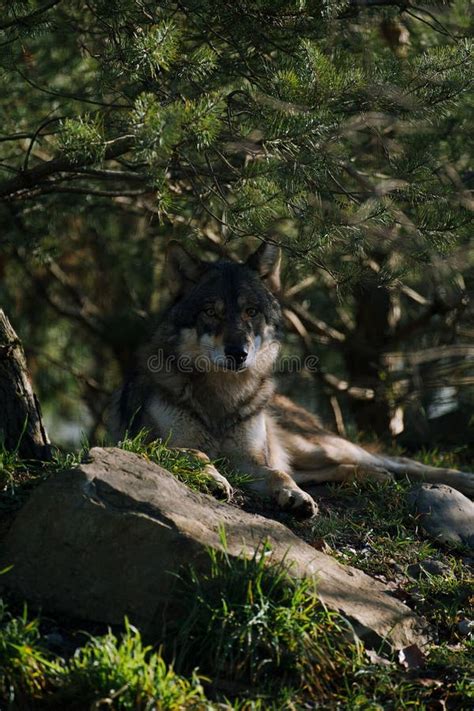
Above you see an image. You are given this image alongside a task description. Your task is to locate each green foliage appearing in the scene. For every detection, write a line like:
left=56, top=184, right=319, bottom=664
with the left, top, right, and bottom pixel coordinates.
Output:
left=57, top=620, right=206, bottom=710
left=0, top=601, right=58, bottom=703
left=133, top=21, right=181, bottom=77
left=405, top=559, right=473, bottom=632
left=173, top=543, right=362, bottom=696
left=59, top=116, right=106, bottom=165
left=0, top=440, right=26, bottom=491
left=118, top=429, right=251, bottom=492
left=0, top=0, right=472, bottom=440
left=0, top=602, right=206, bottom=709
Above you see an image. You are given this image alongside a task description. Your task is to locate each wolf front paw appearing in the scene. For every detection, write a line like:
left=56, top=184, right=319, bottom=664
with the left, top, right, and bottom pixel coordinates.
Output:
left=276, top=486, right=318, bottom=519
left=204, top=463, right=234, bottom=501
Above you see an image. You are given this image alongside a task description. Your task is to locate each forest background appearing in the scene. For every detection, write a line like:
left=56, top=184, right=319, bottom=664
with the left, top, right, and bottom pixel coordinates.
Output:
left=0, top=0, right=472, bottom=454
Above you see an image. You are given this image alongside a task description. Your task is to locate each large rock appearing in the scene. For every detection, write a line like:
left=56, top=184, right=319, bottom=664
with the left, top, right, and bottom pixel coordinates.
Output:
left=408, top=484, right=474, bottom=548
left=0, top=448, right=429, bottom=649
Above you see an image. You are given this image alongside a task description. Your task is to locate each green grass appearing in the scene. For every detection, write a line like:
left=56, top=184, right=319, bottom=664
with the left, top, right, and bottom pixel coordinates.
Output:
left=290, top=474, right=473, bottom=643
left=305, top=478, right=430, bottom=570
left=0, top=604, right=207, bottom=710
left=0, top=600, right=59, bottom=704
left=0, top=441, right=30, bottom=492
left=55, top=621, right=207, bottom=710
left=404, top=559, right=473, bottom=633
left=118, top=429, right=252, bottom=493
left=1, top=442, right=473, bottom=709
left=171, top=541, right=363, bottom=700
left=119, top=430, right=218, bottom=494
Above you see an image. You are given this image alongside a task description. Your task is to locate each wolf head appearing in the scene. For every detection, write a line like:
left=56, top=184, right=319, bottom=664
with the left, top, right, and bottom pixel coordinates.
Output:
left=165, top=242, right=283, bottom=373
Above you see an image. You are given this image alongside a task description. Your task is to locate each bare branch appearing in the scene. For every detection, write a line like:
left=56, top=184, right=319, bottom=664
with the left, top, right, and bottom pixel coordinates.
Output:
left=400, top=284, right=430, bottom=306
left=284, top=275, right=316, bottom=298
left=11, top=185, right=149, bottom=201
left=330, top=395, right=347, bottom=437
left=283, top=309, right=312, bottom=349
left=285, top=305, right=375, bottom=402
left=15, top=68, right=131, bottom=109
left=13, top=251, right=103, bottom=338
left=392, top=292, right=468, bottom=342
left=289, top=302, right=346, bottom=344
left=319, top=371, right=375, bottom=401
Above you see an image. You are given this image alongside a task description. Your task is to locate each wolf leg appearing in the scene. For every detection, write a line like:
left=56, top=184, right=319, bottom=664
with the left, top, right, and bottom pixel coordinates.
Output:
left=284, top=430, right=473, bottom=496
left=232, top=460, right=318, bottom=519
left=375, top=455, right=474, bottom=496
left=293, top=463, right=393, bottom=485
left=173, top=448, right=233, bottom=501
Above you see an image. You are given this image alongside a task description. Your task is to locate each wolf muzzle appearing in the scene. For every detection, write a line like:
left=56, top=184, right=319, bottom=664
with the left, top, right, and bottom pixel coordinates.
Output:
left=224, top=344, right=248, bottom=370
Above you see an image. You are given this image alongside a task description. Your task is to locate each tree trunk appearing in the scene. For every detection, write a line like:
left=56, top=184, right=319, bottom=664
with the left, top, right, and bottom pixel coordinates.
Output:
left=0, top=309, right=51, bottom=460
left=344, top=274, right=399, bottom=438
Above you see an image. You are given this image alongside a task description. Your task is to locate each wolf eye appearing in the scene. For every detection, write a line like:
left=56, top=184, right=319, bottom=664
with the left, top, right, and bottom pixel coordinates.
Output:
left=246, top=307, right=258, bottom=317
left=204, top=306, right=216, bottom=317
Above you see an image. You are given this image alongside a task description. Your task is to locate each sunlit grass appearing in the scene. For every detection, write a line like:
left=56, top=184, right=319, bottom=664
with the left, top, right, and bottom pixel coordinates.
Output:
left=119, top=428, right=252, bottom=492
left=171, top=541, right=363, bottom=700
left=56, top=620, right=207, bottom=710
left=0, top=601, right=59, bottom=704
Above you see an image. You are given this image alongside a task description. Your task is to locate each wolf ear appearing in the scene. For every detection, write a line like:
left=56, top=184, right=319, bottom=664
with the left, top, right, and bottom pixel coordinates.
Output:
left=246, top=242, right=281, bottom=293
left=166, top=241, right=203, bottom=296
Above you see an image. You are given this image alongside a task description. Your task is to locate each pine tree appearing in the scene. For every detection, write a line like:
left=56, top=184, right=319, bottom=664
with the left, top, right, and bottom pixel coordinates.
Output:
left=0, top=1, right=472, bottom=444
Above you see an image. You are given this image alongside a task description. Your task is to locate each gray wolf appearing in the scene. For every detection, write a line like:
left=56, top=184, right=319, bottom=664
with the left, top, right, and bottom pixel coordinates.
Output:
left=110, top=242, right=473, bottom=519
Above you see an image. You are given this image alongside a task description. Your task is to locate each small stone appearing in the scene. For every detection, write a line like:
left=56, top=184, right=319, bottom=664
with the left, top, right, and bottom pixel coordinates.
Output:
left=406, top=558, right=450, bottom=579
left=398, top=643, right=425, bottom=670
left=457, top=619, right=473, bottom=637
left=44, top=632, right=64, bottom=649
left=407, top=484, right=474, bottom=548
left=366, top=649, right=392, bottom=667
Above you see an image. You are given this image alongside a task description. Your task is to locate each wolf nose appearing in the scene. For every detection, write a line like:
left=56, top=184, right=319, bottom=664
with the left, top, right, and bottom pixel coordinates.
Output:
left=225, top=345, right=248, bottom=369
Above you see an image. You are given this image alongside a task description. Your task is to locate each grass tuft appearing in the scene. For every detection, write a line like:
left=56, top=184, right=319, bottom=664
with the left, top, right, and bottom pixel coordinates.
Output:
left=56, top=620, right=206, bottom=710
left=0, top=441, right=29, bottom=492
left=0, top=601, right=59, bottom=704
left=172, top=543, right=363, bottom=699
left=118, top=429, right=252, bottom=492
left=119, top=430, right=217, bottom=494
left=0, top=602, right=207, bottom=710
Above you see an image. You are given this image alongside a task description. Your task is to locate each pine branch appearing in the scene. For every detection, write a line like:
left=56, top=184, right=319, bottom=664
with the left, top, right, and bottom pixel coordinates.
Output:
left=11, top=185, right=149, bottom=201
left=0, top=0, right=62, bottom=31
left=15, top=68, right=131, bottom=109
left=0, top=136, right=135, bottom=200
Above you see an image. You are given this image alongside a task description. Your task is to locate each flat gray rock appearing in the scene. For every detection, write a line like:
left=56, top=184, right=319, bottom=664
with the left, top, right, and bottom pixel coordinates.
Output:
left=0, top=448, right=429, bottom=649
left=408, top=484, right=474, bottom=548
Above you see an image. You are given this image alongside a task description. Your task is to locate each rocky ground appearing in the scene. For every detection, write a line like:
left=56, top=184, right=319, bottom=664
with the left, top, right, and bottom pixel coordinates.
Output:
left=0, top=436, right=472, bottom=709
